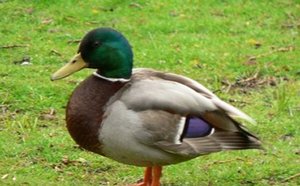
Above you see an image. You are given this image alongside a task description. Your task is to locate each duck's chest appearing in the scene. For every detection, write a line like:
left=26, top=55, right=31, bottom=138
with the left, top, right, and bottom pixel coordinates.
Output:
left=66, top=75, right=125, bottom=154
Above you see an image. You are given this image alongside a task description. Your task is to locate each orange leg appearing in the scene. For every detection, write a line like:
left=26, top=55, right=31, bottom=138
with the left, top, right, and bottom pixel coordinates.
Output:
left=151, top=166, right=162, bottom=186
left=130, top=166, right=162, bottom=186
left=134, top=167, right=152, bottom=186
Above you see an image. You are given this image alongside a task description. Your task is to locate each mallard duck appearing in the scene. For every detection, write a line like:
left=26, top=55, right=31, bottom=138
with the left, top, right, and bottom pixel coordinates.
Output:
left=51, top=27, right=261, bottom=186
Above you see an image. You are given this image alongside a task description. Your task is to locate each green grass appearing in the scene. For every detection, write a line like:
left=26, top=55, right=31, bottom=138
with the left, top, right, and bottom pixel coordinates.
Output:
left=0, top=0, right=299, bottom=185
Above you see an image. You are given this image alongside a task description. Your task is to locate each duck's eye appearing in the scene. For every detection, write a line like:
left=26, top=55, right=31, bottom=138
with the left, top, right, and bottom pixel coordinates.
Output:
left=93, top=41, right=101, bottom=47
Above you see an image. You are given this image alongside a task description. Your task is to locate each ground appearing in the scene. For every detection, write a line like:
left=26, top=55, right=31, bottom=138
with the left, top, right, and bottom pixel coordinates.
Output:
left=0, top=0, right=299, bottom=185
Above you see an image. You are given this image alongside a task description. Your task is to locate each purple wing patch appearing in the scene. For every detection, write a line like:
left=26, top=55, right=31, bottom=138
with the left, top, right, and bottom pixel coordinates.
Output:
left=182, top=117, right=213, bottom=139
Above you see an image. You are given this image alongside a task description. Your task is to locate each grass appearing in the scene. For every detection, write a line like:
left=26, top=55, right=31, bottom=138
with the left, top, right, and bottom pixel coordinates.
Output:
left=0, top=0, right=299, bottom=185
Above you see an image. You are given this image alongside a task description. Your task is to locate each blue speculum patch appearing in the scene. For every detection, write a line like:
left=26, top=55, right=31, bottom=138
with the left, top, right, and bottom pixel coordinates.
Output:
left=183, top=117, right=213, bottom=138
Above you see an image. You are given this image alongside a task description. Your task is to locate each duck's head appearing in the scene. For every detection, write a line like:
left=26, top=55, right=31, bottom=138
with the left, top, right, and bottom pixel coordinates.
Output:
left=51, top=27, right=133, bottom=80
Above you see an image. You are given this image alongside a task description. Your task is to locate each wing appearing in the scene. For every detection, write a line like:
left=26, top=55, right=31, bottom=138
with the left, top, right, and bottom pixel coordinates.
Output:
left=132, top=68, right=255, bottom=123
left=116, top=69, right=261, bottom=157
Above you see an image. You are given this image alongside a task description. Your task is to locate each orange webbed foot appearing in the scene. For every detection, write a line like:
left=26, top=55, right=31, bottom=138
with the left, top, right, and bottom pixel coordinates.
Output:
left=128, top=166, right=162, bottom=186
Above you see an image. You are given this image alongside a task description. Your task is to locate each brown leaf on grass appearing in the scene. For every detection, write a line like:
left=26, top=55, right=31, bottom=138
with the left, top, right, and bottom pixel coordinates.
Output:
left=13, top=56, right=31, bottom=65
left=169, top=10, right=180, bottom=17
left=61, top=156, right=70, bottom=165
left=48, top=28, right=61, bottom=33
left=53, top=165, right=64, bottom=172
left=281, top=23, right=300, bottom=29
left=172, top=44, right=181, bottom=52
left=67, top=39, right=81, bottom=44
left=50, top=49, right=62, bottom=56
left=227, top=98, right=248, bottom=107
left=247, top=45, right=295, bottom=62
left=235, top=71, right=261, bottom=87
left=0, top=44, right=29, bottom=49
left=67, top=79, right=81, bottom=85
left=211, top=10, right=226, bottom=17
left=52, top=156, right=88, bottom=172
left=86, top=20, right=104, bottom=25
left=25, top=7, right=34, bottom=14
left=61, top=156, right=88, bottom=166
left=64, top=16, right=77, bottom=22
left=0, top=104, right=9, bottom=115
left=236, top=74, right=278, bottom=88
left=243, top=59, right=257, bottom=66
left=39, top=108, right=56, bottom=120
left=221, top=71, right=288, bottom=93
left=280, top=133, right=294, bottom=141
left=202, top=157, right=247, bottom=170
left=129, top=2, right=143, bottom=9
left=41, top=18, right=53, bottom=24
left=282, top=172, right=300, bottom=183
left=73, top=144, right=85, bottom=151
left=240, top=180, right=256, bottom=185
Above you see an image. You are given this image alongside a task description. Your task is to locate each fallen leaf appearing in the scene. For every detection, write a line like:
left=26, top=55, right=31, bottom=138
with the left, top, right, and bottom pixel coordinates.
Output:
left=281, top=23, right=300, bottom=29
left=246, top=45, right=295, bottom=62
left=61, top=156, right=70, bottom=165
left=243, top=59, right=257, bottom=66
left=129, top=2, right=143, bottom=9
left=91, top=8, right=99, bottom=14
left=39, top=108, right=56, bottom=120
left=1, top=44, right=29, bottom=49
left=1, top=174, right=9, bottom=180
left=280, top=133, right=294, bottom=141
left=25, top=7, right=34, bottom=14
left=67, top=39, right=81, bottom=44
left=13, top=56, right=31, bottom=65
left=77, top=157, right=87, bottom=163
left=48, top=28, right=61, bottom=33
left=21, top=61, right=32, bottom=65
left=50, top=49, right=62, bottom=56
left=41, top=18, right=53, bottom=24
left=169, top=10, right=179, bottom=17
left=221, top=70, right=290, bottom=93
left=54, top=165, right=63, bottom=172
left=247, top=39, right=262, bottom=48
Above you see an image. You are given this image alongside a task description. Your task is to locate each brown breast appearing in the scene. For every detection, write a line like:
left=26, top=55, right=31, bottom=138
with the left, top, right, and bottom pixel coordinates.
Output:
left=66, top=75, right=126, bottom=154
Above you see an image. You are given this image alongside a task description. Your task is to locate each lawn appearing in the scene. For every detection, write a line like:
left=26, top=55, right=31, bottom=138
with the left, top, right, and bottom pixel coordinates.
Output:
left=0, top=0, right=299, bottom=185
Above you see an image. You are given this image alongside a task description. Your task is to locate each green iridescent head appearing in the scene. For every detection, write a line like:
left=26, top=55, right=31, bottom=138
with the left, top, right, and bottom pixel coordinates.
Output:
left=51, top=27, right=133, bottom=80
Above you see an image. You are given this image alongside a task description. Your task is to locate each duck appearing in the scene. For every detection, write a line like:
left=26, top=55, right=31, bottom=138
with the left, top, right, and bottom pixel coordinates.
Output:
left=51, top=27, right=262, bottom=186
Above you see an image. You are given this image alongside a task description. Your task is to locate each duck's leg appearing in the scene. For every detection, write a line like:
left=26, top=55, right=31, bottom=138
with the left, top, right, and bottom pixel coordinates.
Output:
left=134, top=167, right=152, bottom=186
left=151, top=166, right=162, bottom=186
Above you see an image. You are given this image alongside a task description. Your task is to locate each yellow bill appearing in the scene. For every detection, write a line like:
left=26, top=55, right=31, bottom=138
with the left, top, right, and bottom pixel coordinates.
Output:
left=51, top=53, right=87, bottom=81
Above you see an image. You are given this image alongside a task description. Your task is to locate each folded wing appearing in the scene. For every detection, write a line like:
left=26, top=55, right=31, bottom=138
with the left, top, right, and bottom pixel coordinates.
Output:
left=117, top=69, right=261, bottom=157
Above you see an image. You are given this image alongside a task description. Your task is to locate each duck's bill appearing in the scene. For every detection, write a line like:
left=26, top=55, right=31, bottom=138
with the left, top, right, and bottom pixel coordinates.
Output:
left=51, top=53, right=87, bottom=81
